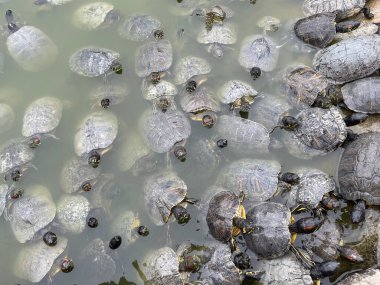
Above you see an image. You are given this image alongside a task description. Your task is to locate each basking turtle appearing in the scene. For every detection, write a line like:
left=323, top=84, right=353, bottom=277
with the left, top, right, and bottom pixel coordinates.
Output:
left=5, top=10, right=58, bottom=71
left=196, top=22, right=237, bottom=58
left=313, top=35, right=380, bottom=84
left=14, top=237, right=69, bottom=283
left=8, top=185, right=56, bottom=243
left=69, top=46, right=122, bottom=77
left=257, top=16, right=281, bottom=32
left=0, top=103, right=14, bottom=134
left=341, top=77, right=380, bottom=114
left=22, top=97, right=63, bottom=148
left=74, top=111, right=118, bottom=167
left=334, top=22, right=379, bottom=41
left=215, top=115, right=270, bottom=154
left=72, top=2, right=121, bottom=31
left=118, top=14, right=161, bottom=41
left=216, top=158, right=282, bottom=202
left=142, top=80, right=178, bottom=113
left=244, top=202, right=292, bottom=259
left=143, top=170, right=196, bottom=225
left=303, top=0, right=366, bottom=20
left=56, top=194, right=90, bottom=234
left=353, top=0, right=380, bottom=24
left=90, top=82, right=128, bottom=108
left=110, top=210, right=142, bottom=249
left=0, top=139, right=35, bottom=181
left=217, top=80, right=258, bottom=113
left=173, top=56, right=211, bottom=85
left=60, top=157, right=101, bottom=194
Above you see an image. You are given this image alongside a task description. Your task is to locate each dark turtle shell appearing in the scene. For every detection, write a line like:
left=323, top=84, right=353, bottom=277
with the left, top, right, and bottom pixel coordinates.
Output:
left=243, top=202, right=291, bottom=259
left=338, top=132, right=380, bottom=205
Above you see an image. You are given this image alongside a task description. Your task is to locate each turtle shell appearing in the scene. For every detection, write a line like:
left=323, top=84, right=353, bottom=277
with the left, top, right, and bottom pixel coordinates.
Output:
left=173, top=56, right=211, bottom=85
left=0, top=139, right=35, bottom=176
left=118, top=14, right=161, bottom=41
left=244, top=202, right=291, bottom=259
left=294, top=107, right=347, bottom=152
left=294, top=13, right=336, bottom=48
left=341, top=77, right=380, bottom=114
left=216, top=159, right=281, bottom=202
left=282, top=130, right=326, bottom=160
left=135, top=40, right=173, bottom=77
left=90, top=83, right=128, bottom=107
left=197, top=22, right=237, bottom=45
left=74, top=111, right=118, bottom=157
left=6, top=26, right=58, bottom=72
left=206, top=190, right=241, bottom=243
left=22, top=97, right=63, bottom=138
left=139, top=109, right=191, bottom=153
left=313, top=35, right=380, bottom=84
left=239, top=34, right=279, bottom=72
left=338, top=132, right=380, bottom=205
left=180, top=86, right=220, bottom=114
left=144, top=170, right=187, bottom=225
left=303, top=0, right=366, bottom=20
left=69, top=46, right=120, bottom=77
left=217, top=80, right=258, bottom=105
left=143, top=80, right=178, bottom=101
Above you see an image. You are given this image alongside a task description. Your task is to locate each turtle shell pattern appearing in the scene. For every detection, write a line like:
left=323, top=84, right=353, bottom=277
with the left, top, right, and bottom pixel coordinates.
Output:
left=197, top=22, right=237, bottom=45
left=338, top=132, right=380, bottom=205
left=180, top=86, right=220, bottom=113
left=217, top=80, right=258, bottom=105
left=0, top=139, right=35, bottom=174
left=143, top=80, right=178, bottom=101
left=303, top=0, right=366, bottom=20
left=72, top=2, right=116, bottom=31
left=118, top=14, right=161, bottom=41
left=173, top=56, right=211, bottom=85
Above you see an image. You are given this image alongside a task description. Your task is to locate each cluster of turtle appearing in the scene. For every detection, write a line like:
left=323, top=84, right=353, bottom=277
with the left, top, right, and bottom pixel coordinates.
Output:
left=0, top=0, right=380, bottom=284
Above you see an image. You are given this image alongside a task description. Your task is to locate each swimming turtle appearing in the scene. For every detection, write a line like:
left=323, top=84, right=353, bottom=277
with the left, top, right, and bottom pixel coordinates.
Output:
left=139, top=109, right=191, bottom=161
left=142, top=80, right=178, bottom=113
left=8, top=185, right=56, bottom=243
left=135, top=40, right=173, bottom=82
left=239, top=34, right=279, bottom=79
left=215, top=115, right=270, bottom=154
left=88, top=174, right=120, bottom=213
left=0, top=139, right=35, bottom=181
left=69, top=46, right=122, bottom=77
left=56, top=194, right=90, bottom=234
left=79, top=238, right=116, bottom=284
left=176, top=241, right=214, bottom=276
left=216, top=159, right=282, bottom=202
left=257, top=16, right=281, bottom=32
left=341, top=77, right=380, bottom=114
left=313, top=35, right=380, bottom=84
left=217, top=80, right=258, bottom=113
left=118, top=14, right=161, bottom=41
left=173, top=56, right=211, bottom=85
left=283, top=65, right=331, bottom=110
left=90, top=82, right=128, bottom=108
left=60, top=157, right=101, bottom=194
left=143, top=170, right=196, bottom=225
left=22, top=97, right=63, bottom=148
left=5, top=10, right=58, bottom=71
left=0, top=103, right=15, bottom=134
left=303, top=0, right=366, bottom=20
left=74, top=111, right=118, bottom=167
left=188, top=139, right=223, bottom=174
left=14, top=237, right=69, bottom=283
left=110, top=210, right=142, bottom=249
left=196, top=22, right=237, bottom=58
left=72, top=2, right=121, bottom=31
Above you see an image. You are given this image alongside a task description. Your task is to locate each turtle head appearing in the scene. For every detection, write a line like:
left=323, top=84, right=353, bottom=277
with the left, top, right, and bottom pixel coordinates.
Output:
left=216, top=138, right=228, bottom=148
left=233, top=252, right=251, bottom=270
left=173, top=205, right=191, bottom=224
left=153, top=29, right=164, bottom=40
left=10, top=169, right=22, bottom=182
left=88, top=150, right=101, bottom=168
left=60, top=257, right=74, bottom=273
left=185, top=80, right=197, bottom=93
left=279, top=172, right=300, bottom=185
left=250, top=67, right=261, bottom=80
left=149, top=72, right=161, bottom=85
left=137, top=225, right=149, bottom=236
left=174, top=145, right=187, bottom=162
left=281, top=116, right=300, bottom=131
left=202, top=114, right=216, bottom=128
left=111, top=62, right=122, bottom=75
left=100, top=98, right=111, bottom=109
left=29, top=136, right=41, bottom=148
left=158, top=97, right=169, bottom=113
left=81, top=182, right=92, bottom=192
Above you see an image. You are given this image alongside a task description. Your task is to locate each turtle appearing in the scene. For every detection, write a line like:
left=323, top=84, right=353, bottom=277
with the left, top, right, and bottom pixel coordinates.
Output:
left=215, top=115, right=270, bottom=154
left=352, top=0, right=380, bottom=24
left=14, top=237, right=69, bottom=283
left=0, top=139, right=35, bottom=181
left=7, top=185, right=56, bottom=243
left=88, top=174, right=120, bottom=213
left=5, top=10, right=58, bottom=71
left=196, top=22, right=237, bottom=58
left=118, top=14, right=161, bottom=41
left=22, top=96, right=63, bottom=148
left=142, top=80, right=178, bottom=113
left=139, top=109, right=191, bottom=161
left=0, top=103, right=15, bottom=134
left=69, top=46, right=122, bottom=77
left=336, top=267, right=380, bottom=285
left=110, top=210, right=142, bottom=249
left=334, top=22, right=379, bottom=41
left=176, top=241, right=214, bottom=276
left=283, top=65, right=331, bottom=110
left=79, top=238, right=116, bottom=284
left=217, top=80, right=258, bottom=113
left=143, top=170, right=197, bottom=225
left=257, top=16, right=281, bottom=33
left=59, top=157, right=101, bottom=194
left=72, top=2, right=122, bottom=31
left=312, top=35, right=380, bottom=84
left=74, top=111, right=118, bottom=167
left=215, top=158, right=283, bottom=202
left=173, top=56, right=211, bottom=85
left=34, top=0, right=73, bottom=6
left=56, top=194, right=90, bottom=234
left=303, top=0, right=366, bottom=20
left=135, top=40, right=173, bottom=83
left=90, top=82, right=128, bottom=108
left=341, top=77, right=380, bottom=114
left=238, top=34, right=279, bottom=79
left=0, top=184, right=6, bottom=217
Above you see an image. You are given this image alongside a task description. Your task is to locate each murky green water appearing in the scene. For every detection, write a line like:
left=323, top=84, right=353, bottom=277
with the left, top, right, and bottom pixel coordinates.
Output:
left=0, top=0, right=374, bottom=284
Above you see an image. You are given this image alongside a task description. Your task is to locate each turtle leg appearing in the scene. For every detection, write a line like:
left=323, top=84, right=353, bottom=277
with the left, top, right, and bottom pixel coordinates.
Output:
left=184, top=197, right=198, bottom=204
left=243, top=270, right=265, bottom=281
